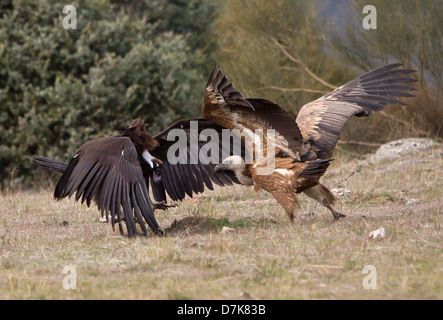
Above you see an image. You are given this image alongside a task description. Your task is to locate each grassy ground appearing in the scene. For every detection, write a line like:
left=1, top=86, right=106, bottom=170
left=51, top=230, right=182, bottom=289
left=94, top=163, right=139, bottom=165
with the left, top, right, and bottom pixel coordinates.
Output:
left=0, top=145, right=442, bottom=299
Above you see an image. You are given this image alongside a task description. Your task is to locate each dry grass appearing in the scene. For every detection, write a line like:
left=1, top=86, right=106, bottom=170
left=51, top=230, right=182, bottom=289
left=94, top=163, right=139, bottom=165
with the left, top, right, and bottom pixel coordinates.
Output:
left=0, top=145, right=442, bottom=300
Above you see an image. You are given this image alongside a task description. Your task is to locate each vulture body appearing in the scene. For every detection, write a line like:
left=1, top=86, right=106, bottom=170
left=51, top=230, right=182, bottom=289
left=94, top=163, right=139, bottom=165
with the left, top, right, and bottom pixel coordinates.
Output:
left=205, top=64, right=417, bottom=221
left=35, top=118, right=242, bottom=237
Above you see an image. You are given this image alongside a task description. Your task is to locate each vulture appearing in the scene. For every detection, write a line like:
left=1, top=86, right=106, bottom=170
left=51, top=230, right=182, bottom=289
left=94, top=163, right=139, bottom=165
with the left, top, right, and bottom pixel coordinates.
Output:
left=35, top=63, right=417, bottom=236
left=204, top=64, right=417, bottom=221
left=34, top=118, right=243, bottom=237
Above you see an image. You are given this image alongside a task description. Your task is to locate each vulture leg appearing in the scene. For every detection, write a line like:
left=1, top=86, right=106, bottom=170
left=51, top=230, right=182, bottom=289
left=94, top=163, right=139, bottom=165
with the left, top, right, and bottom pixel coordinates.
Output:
left=303, top=184, right=346, bottom=220
left=152, top=201, right=177, bottom=210
left=269, top=190, right=299, bottom=223
left=253, top=173, right=300, bottom=222
left=326, top=204, right=346, bottom=220
left=154, top=229, right=165, bottom=237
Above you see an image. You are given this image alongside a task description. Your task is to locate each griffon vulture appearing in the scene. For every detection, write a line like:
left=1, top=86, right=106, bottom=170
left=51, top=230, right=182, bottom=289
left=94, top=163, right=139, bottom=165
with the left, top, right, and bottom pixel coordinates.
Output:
left=204, top=64, right=417, bottom=221
left=34, top=118, right=242, bottom=237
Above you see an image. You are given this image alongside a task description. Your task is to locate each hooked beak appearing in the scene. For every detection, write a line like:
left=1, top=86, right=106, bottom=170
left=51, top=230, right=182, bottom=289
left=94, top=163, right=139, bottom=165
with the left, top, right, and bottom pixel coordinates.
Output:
left=142, top=150, right=162, bottom=169
left=152, top=157, right=163, bottom=166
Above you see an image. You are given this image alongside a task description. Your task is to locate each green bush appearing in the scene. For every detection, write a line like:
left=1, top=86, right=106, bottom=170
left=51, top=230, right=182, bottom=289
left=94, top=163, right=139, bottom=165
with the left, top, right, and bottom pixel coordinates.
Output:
left=0, top=0, right=216, bottom=188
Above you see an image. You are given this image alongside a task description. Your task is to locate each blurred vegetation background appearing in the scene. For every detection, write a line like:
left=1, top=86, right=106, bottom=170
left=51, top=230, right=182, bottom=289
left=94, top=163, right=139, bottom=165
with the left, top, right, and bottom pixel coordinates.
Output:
left=0, top=0, right=442, bottom=189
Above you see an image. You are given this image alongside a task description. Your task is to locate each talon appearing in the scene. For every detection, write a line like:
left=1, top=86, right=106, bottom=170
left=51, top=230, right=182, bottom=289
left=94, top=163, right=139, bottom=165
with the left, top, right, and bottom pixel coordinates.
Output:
left=154, top=228, right=165, bottom=237
left=333, top=212, right=346, bottom=220
left=152, top=200, right=177, bottom=210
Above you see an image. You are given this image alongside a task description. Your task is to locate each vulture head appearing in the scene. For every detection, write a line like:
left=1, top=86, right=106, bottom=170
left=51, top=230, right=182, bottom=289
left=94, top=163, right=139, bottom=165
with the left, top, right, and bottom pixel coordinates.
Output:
left=124, top=118, right=162, bottom=168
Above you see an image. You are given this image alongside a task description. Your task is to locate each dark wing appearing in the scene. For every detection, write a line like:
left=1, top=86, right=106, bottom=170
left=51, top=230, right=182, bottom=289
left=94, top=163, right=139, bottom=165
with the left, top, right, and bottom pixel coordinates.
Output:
left=54, top=136, right=161, bottom=237
left=34, top=156, right=68, bottom=173
left=246, top=98, right=304, bottom=155
left=202, top=66, right=303, bottom=160
left=203, top=65, right=254, bottom=110
left=296, top=63, right=418, bottom=160
left=150, top=118, right=243, bottom=202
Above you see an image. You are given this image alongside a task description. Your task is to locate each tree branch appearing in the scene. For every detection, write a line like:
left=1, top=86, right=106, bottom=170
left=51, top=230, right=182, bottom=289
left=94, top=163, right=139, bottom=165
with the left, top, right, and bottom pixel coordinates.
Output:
left=270, top=36, right=336, bottom=90
left=269, top=36, right=432, bottom=139
left=259, top=86, right=329, bottom=95
left=337, top=140, right=382, bottom=147
left=378, top=111, right=430, bottom=136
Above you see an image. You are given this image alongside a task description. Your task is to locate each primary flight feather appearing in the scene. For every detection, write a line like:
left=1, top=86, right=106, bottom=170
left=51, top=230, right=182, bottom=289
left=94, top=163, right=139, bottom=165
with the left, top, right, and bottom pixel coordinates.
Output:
left=204, top=64, right=417, bottom=221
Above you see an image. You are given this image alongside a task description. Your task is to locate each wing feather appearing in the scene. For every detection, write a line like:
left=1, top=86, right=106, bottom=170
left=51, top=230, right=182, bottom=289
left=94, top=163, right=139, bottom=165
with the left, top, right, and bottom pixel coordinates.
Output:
left=84, top=165, right=108, bottom=207
left=75, top=162, right=99, bottom=202
left=54, top=136, right=161, bottom=236
left=161, top=163, right=180, bottom=201
left=169, top=162, right=187, bottom=199
left=132, top=184, right=148, bottom=236
left=204, top=66, right=254, bottom=110
left=202, top=66, right=302, bottom=160
left=296, top=63, right=417, bottom=160
left=150, top=118, right=243, bottom=202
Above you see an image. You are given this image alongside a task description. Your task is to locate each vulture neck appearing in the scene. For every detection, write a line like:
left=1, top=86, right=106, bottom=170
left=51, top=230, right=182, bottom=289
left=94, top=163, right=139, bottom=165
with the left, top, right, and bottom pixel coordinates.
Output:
left=124, top=119, right=159, bottom=154
left=235, top=169, right=254, bottom=186
left=221, top=156, right=254, bottom=186
left=124, top=118, right=160, bottom=168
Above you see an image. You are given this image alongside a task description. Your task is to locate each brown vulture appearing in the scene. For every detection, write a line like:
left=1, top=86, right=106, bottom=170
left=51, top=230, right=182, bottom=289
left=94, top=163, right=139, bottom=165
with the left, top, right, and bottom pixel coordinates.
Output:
left=204, top=64, right=417, bottom=221
left=34, top=118, right=243, bottom=237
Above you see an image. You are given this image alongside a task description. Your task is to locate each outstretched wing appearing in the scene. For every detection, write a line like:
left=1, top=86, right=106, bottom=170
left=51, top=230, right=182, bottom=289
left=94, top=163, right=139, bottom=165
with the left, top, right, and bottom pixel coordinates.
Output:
left=202, top=66, right=303, bottom=160
left=150, top=118, right=243, bottom=202
left=296, top=63, right=417, bottom=160
left=34, top=156, right=68, bottom=173
left=54, top=136, right=161, bottom=237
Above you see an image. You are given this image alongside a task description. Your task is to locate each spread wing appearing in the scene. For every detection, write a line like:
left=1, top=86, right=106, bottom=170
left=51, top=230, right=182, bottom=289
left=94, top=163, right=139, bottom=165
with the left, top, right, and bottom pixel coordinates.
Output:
left=149, top=118, right=243, bottom=202
left=202, top=66, right=303, bottom=160
left=54, top=136, right=161, bottom=237
left=296, top=63, right=418, bottom=160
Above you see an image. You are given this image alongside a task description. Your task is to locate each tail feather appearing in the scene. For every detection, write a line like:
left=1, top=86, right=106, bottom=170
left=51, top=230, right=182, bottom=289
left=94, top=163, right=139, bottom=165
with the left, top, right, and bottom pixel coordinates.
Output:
left=33, top=156, right=68, bottom=173
left=299, top=159, right=333, bottom=179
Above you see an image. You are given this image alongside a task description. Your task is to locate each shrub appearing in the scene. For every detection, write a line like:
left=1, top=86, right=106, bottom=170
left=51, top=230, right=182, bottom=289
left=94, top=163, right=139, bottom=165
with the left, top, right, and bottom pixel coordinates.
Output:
left=0, top=0, right=216, bottom=188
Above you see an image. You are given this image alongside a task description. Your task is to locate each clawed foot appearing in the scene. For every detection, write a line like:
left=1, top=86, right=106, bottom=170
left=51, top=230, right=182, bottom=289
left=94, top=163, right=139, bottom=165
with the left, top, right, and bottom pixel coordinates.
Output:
left=154, top=228, right=165, bottom=237
left=152, top=201, right=177, bottom=210
left=332, top=211, right=346, bottom=220
left=326, top=204, right=346, bottom=221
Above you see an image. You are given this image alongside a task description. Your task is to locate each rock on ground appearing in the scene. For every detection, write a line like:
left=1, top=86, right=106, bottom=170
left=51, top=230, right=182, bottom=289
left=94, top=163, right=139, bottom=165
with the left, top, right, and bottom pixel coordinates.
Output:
left=370, top=138, right=436, bottom=163
left=369, top=227, right=386, bottom=240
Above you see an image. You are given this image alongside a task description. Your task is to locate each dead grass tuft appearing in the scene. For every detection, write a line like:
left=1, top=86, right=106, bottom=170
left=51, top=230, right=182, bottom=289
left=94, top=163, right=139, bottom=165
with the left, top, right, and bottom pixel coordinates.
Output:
left=0, top=145, right=442, bottom=299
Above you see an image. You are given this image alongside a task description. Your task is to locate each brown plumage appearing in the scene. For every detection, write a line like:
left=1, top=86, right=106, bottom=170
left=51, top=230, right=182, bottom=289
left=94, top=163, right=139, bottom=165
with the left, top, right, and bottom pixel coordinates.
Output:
left=206, top=64, right=417, bottom=221
left=249, top=158, right=334, bottom=221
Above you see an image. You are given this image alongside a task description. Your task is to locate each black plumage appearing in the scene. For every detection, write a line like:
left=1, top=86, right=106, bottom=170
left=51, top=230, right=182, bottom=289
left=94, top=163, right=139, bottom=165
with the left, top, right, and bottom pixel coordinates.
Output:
left=34, top=118, right=243, bottom=237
